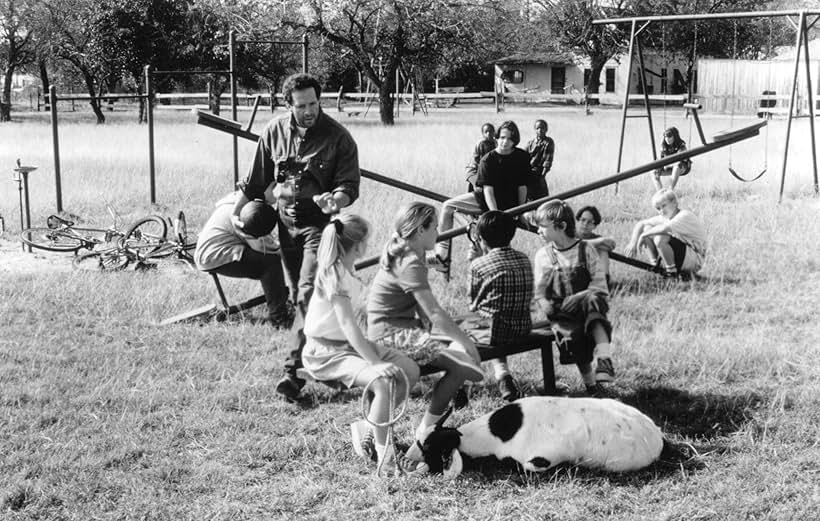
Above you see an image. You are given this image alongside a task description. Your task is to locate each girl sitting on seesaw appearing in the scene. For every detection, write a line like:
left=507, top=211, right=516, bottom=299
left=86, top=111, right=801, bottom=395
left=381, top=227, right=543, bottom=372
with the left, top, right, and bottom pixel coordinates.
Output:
left=653, top=126, right=691, bottom=190
left=533, top=200, right=615, bottom=396
left=367, top=202, right=485, bottom=469
left=300, top=214, right=421, bottom=474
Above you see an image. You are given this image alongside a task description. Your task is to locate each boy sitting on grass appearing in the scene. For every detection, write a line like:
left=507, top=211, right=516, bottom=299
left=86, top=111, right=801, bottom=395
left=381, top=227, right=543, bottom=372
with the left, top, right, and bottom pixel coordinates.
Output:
left=624, top=188, right=707, bottom=278
left=466, top=211, right=533, bottom=401
left=532, top=200, right=615, bottom=396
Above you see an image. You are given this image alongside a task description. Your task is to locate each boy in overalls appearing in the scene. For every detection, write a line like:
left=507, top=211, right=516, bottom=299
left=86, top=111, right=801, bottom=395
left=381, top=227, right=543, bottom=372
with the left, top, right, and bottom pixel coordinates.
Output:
left=532, top=200, right=615, bottom=396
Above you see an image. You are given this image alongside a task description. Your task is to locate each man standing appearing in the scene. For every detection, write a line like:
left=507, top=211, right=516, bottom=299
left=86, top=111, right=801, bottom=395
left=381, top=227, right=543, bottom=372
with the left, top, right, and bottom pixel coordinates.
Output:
left=232, top=73, right=360, bottom=400
left=524, top=119, right=555, bottom=201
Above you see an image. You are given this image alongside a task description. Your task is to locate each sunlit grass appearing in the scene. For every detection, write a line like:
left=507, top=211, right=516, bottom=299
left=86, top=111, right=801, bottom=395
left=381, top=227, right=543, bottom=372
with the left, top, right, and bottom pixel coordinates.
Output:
left=2, top=105, right=820, bottom=519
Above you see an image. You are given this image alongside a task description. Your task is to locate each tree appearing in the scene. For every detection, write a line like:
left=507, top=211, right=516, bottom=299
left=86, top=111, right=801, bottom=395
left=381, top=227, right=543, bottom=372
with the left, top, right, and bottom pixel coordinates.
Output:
left=1, top=0, right=37, bottom=121
left=276, top=0, right=492, bottom=125
left=536, top=0, right=628, bottom=104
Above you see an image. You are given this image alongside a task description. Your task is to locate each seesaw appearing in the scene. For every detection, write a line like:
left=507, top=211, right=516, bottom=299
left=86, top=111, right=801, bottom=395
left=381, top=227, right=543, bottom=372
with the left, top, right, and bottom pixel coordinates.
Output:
left=161, top=109, right=764, bottom=324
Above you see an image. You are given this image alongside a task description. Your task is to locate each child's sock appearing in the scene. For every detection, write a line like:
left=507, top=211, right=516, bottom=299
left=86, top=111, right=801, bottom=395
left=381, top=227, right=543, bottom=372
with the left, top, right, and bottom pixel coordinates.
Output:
left=492, top=361, right=510, bottom=382
left=593, top=343, right=612, bottom=360
left=417, top=412, right=444, bottom=439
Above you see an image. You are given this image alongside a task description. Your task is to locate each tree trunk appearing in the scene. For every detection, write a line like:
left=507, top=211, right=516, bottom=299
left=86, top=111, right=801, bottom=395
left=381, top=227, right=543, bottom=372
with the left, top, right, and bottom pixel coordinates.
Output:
left=378, top=73, right=395, bottom=126
left=209, top=77, right=227, bottom=115
left=77, top=68, right=105, bottom=124
left=39, top=59, right=50, bottom=111
left=1, top=65, right=14, bottom=122
left=586, top=55, right=608, bottom=106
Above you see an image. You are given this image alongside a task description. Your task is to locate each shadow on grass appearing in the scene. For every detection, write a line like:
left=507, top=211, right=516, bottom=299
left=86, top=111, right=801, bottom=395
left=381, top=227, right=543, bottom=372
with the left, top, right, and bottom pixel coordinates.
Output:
left=610, top=272, right=747, bottom=297
left=618, top=384, right=765, bottom=438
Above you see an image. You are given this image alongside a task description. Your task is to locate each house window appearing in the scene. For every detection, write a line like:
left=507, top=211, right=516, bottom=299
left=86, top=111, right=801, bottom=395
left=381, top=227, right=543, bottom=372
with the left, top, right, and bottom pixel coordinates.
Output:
left=501, top=69, right=524, bottom=84
left=605, top=68, right=616, bottom=93
left=661, top=68, right=668, bottom=93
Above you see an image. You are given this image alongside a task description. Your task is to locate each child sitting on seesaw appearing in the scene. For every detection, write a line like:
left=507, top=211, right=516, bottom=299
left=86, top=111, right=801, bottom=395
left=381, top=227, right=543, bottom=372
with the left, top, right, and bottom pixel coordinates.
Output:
left=575, top=205, right=616, bottom=289
left=367, top=202, right=484, bottom=470
left=300, top=214, right=420, bottom=474
left=625, top=188, right=707, bottom=278
left=466, top=210, right=533, bottom=402
left=532, top=200, right=615, bottom=396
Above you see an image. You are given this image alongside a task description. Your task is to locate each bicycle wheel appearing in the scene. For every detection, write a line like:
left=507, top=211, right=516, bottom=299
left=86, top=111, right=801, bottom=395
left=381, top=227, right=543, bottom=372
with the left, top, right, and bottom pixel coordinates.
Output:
left=73, top=250, right=130, bottom=271
left=123, top=216, right=167, bottom=256
left=174, top=211, right=197, bottom=251
left=18, top=227, right=110, bottom=252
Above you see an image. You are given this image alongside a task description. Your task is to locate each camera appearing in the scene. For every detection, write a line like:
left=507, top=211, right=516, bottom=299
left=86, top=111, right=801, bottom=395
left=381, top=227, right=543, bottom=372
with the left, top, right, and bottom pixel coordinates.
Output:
left=276, top=158, right=307, bottom=183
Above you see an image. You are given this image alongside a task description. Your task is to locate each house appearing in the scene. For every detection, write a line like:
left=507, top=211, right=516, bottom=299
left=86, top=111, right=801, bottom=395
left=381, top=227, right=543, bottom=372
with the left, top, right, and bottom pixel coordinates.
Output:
left=494, top=50, right=691, bottom=105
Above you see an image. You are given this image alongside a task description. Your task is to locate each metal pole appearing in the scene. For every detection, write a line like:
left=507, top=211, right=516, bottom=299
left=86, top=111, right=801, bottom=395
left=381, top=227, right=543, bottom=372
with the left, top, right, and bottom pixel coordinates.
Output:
left=779, top=11, right=805, bottom=202
left=635, top=36, right=658, bottom=161
left=800, top=13, right=819, bottom=195
left=615, top=20, right=637, bottom=193
left=21, top=172, right=31, bottom=252
left=353, top=126, right=764, bottom=271
left=229, top=30, right=239, bottom=186
left=15, top=173, right=24, bottom=251
left=593, top=10, right=820, bottom=25
left=145, top=65, right=156, bottom=204
left=302, top=34, right=309, bottom=73
left=49, top=86, right=63, bottom=213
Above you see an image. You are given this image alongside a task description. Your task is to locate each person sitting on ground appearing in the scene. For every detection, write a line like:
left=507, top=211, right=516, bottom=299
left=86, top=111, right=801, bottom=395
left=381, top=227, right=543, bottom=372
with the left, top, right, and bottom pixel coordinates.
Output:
left=466, top=210, right=533, bottom=402
left=532, top=200, right=615, bottom=396
left=624, top=188, right=706, bottom=278
left=366, top=201, right=484, bottom=471
left=575, top=205, right=616, bottom=289
left=194, top=194, right=293, bottom=326
left=300, top=213, right=420, bottom=474
left=432, top=120, right=529, bottom=268
left=524, top=119, right=555, bottom=201
left=653, top=126, right=691, bottom=190
left=465, top=122, right=497, bottom=192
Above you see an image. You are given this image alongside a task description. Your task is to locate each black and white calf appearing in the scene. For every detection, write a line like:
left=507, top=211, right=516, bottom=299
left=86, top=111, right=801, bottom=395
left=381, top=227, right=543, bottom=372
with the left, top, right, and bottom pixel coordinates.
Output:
left=417, top=396, right=664, bottom=477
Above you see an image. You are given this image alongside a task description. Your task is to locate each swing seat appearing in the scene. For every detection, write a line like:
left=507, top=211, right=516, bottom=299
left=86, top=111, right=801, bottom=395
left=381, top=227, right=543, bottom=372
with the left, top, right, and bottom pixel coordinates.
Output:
left=712, top=120, right=767, bottom=142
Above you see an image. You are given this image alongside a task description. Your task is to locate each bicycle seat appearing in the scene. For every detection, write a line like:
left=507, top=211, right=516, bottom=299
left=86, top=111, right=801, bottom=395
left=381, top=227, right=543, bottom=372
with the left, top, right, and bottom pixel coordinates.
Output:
left=47, top=215, right=74, bottom=229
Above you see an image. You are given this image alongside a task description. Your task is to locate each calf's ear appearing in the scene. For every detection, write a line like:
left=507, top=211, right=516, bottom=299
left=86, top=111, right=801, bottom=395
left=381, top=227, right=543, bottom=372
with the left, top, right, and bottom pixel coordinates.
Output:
left=442, top=450, right=463, bottom=480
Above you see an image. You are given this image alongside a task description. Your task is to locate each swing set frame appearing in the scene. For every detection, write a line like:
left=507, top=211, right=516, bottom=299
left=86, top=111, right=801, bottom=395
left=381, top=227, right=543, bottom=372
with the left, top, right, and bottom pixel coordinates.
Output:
left=593, top=9, right=820, bottom=202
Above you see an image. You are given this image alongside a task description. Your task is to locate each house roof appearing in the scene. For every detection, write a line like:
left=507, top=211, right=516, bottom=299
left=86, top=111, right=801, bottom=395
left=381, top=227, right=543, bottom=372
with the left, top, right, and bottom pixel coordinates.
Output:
left=494, top=52, right=576, bottom=66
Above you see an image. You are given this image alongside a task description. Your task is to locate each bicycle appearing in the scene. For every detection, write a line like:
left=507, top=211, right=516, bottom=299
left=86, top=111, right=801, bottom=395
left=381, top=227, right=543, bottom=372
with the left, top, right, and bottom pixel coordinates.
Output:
left=73, top=211, right=195, bottom=272
left=20, top=206, right=167, bottom=255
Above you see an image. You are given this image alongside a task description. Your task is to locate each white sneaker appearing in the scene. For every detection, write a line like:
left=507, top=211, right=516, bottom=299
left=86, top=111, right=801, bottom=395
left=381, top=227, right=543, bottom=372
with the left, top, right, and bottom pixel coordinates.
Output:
left=439, top=349, right=484, bottom=382
left=350, top=420, right=377, bottom=462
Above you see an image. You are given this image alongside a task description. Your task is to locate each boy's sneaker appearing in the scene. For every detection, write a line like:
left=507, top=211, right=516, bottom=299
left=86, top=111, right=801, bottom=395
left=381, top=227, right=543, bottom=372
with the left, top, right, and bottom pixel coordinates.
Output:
left=350, top=420, right=377, bottom=462
left=498, top=374, right=520, bottom=402
left=439, top=350, right=484, bottom=382
left=595, top=357, right=615, bottom=383
left=585, top=383, right=611, bottom=398
left=268, top=300, right=295, bottom=329
left=275, top=375, right=304, bottom=401
left=452, top=387, right=469, bottom=410
left=378, top=450, right=427, bottom=477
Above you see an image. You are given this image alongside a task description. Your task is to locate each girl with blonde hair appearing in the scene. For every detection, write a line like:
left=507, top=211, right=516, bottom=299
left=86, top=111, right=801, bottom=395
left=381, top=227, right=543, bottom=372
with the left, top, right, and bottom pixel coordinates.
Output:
left=302, top=213, right=420, bottom=474
left=367, top=202, right=484, bottom=468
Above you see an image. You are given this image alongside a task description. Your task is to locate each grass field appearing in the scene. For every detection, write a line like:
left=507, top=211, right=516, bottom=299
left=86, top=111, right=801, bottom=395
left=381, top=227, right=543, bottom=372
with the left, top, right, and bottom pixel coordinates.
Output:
left=2, top=105, right=820, bottom=520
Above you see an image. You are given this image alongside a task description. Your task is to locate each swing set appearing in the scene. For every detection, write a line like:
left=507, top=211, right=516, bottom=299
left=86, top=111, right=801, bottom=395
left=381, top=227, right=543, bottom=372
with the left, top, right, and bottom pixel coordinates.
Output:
left=594, top=9, right=820, bottom=201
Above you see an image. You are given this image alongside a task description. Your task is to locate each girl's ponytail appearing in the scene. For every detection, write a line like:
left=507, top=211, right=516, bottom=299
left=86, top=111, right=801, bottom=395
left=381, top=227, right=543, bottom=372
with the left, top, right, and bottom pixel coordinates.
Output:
left=315, top=214, right=370, bottom=299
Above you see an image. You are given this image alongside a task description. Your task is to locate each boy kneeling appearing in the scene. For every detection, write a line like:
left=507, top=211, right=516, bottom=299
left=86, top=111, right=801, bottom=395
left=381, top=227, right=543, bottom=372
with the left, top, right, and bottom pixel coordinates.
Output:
left=532, top=200, right=615, bottom=396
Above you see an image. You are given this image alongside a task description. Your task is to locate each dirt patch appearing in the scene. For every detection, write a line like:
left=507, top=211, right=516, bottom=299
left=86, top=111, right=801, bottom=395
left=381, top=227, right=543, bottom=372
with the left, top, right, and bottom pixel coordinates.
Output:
left=0, top=237, right=74, bottom=275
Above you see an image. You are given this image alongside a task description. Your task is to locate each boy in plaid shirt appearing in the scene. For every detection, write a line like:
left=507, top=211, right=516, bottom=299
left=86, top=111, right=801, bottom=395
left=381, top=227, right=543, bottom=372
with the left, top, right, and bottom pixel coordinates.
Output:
left=467, top=210, right=533, bottom=401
